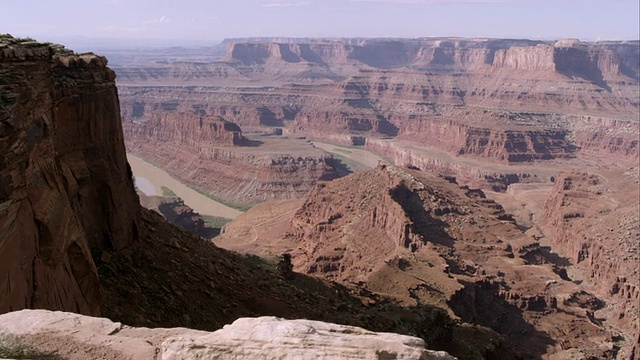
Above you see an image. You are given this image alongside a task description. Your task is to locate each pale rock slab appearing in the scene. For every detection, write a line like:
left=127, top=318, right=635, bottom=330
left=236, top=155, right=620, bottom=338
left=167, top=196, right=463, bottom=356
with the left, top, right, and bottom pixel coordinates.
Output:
left=0, top=309, right=207, bottom=360
left=162, top=316, right=456, bottom=360
left=0, top=311, right=454, bottom=360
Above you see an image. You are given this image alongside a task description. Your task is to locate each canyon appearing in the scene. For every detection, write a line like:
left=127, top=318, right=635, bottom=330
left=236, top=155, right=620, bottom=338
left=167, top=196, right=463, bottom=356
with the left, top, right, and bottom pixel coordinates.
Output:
left=115, top=37, right=639, bottom=358
left=0, top=34, right=638, bottom=360
left=0, top=36, right=507, bottom=360
left=118, top=38, right=638, bottom=203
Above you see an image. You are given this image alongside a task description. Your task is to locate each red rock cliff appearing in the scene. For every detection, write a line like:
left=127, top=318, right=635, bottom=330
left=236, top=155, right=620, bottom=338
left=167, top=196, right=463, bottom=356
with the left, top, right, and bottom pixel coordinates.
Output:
left=543, top=171, right=639, bottom=342
left=0, top=38, right=139, bottom=315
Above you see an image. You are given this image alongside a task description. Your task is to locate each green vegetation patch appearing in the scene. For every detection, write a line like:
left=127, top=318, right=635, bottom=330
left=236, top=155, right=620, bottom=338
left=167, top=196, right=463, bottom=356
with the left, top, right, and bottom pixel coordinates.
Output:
left=202, top=215, right=233, bottom=229
left=327, top=152, right=369, bottom=178
left=332, top=147, right=353, bottom=154
left=161, top=186, right=177, bottom=197
left=0, top=34, right=38, bottom=44
left=186, top=184, right=251, bottom=212
left=0, top=332, right=58, bottom=359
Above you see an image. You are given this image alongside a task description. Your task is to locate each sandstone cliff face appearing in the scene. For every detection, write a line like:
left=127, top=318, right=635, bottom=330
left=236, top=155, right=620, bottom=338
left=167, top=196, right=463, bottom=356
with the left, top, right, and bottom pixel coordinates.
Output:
left=125, top=112, right=245, bottom=147
left=362, top=138, right=538, bottom=192
left=219, top=38, right=639, bottom=79
left=0, top=38, right=139, bottom=315
left=543, top=172, right=639, bottom=341
left=569, top=115, right=639, bottom=158
left=289, top=168, right=422, bottom=278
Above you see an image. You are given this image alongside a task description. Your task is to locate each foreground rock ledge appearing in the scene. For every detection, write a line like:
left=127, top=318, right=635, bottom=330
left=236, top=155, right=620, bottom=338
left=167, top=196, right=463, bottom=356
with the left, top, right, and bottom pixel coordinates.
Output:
left=0, top=310, right=455, bottom=360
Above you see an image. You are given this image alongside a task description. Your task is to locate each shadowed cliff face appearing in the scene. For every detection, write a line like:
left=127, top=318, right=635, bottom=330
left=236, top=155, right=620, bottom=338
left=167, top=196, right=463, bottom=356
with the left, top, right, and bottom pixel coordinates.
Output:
left=0, top=38, right=139, bottom=315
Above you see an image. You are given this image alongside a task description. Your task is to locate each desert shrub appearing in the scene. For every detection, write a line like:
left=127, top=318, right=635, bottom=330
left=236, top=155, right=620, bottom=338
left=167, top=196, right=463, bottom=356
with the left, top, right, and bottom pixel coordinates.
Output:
left=0, top=92, right=16, bottom=110
left=277, top=253, right=294, bottom=280
left=0, top=332, right=55, bottom=359
left=54, top=75, right=77, bottom=89
left=14, top=37, right=36, bottom=43
left=161, top=186, right=177, bottom=197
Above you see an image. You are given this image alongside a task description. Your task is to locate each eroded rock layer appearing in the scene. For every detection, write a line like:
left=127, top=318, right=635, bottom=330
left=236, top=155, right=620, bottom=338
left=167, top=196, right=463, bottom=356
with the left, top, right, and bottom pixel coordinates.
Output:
left=121, top=88, right=339, bottom=207
left=218, top=165, right=636, bottom=359
left=138, top=192, right=212, bottom=238
left=0, top=38, right=139, bottom=315
left=117, top=38, right=638, bottom=198
left=125, top=133, right=337, bottom=208
left=543, top=171, right=639, bottom=346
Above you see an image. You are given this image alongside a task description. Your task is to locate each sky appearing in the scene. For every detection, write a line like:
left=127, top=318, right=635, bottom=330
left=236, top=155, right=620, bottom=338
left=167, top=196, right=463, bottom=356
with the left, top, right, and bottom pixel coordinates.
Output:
left=1, top=0, right=638, bottom=47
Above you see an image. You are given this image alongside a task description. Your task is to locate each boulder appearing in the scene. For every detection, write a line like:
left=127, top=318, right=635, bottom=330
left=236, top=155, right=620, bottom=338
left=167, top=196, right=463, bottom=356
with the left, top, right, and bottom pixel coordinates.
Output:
left=0, top=310, right=454, bottom=360
left=163, top=316, right=455, bottom=360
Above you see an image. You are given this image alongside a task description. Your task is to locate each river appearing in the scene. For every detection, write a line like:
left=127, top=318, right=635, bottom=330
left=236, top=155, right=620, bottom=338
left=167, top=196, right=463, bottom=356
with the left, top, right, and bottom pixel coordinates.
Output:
left=127, top=154, right=243, bottom=219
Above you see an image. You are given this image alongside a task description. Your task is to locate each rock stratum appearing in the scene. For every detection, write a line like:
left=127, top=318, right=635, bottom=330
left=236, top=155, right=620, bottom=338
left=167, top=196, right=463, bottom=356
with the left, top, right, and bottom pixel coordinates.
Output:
left=117, top=37, right=638, bottom=203
left=0, top=310, right=455, bottom=360
left=0, top=37, right=139, bottom=315
left=138, top=192, right=216, bottom=238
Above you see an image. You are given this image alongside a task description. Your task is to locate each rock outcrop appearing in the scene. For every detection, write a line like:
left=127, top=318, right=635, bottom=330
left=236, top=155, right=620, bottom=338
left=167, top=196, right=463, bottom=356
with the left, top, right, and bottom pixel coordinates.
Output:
left=0, top=37, right=139, bottom=315
left=219, top=165, right=631, bottom=358
left=138, top=192, right=213, bottom=238
left=0, top=310, right=454, bottom=360
left=126, top=111, right=246, bottom=147
left=163, top=317, right=455, bottom=360
left=543, top=171, right=639, bottom=346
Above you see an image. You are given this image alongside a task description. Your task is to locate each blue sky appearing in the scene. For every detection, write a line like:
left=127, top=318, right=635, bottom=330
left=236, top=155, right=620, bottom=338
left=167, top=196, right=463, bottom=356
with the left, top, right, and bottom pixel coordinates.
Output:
left=2, top=0, right=638, bottom=46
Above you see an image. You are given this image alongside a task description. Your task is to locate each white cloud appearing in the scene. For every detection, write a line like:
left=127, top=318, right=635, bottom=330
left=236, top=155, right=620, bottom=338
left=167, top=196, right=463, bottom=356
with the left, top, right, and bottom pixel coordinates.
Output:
left=143, top=16, right=170, bottom=25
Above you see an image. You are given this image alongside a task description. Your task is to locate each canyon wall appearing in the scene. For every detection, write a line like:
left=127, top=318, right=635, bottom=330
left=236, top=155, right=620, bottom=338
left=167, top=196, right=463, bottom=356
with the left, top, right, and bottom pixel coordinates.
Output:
left=0, top=38, right=139, bottom=315
left=117, top=38, right=637, bottom=198
left=121, top=87, right=339, bottom=208
left=125, top=139, right=337, bottom=209
left=543, top=171, right=639, bottom=341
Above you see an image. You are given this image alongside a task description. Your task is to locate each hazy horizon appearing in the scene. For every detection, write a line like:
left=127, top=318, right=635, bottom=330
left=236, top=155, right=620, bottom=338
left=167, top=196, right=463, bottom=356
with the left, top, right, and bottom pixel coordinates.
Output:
left=2, top=0, right=639, bottom=50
